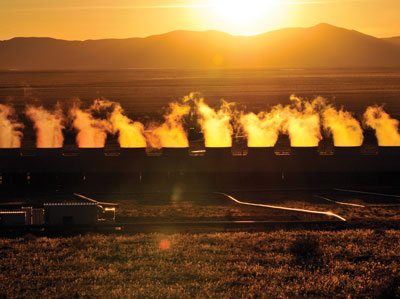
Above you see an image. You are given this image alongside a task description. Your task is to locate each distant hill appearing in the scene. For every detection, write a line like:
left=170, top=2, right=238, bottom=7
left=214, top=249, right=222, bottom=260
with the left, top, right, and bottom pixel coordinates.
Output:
left=1, top=23, right=400, bottom=70
left=382, top=36, right=400, bottom=47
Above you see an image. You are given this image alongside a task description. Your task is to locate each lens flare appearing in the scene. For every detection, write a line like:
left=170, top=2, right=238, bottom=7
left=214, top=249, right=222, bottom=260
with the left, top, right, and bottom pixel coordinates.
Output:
left=158, top=239, right=171, bottom=251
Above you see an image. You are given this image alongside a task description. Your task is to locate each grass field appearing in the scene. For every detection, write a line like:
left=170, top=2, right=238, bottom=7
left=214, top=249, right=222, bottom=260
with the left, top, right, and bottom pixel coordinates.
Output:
left=1, top=229, right=399, bottom=298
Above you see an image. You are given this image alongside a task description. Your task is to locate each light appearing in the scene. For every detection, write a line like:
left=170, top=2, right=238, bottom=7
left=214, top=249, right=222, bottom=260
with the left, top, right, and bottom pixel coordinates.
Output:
left=212, top=0, right=275, bottom=26
left=0, top=211, right=26, bottom=214
left=158, top=239, right=171, bottom=251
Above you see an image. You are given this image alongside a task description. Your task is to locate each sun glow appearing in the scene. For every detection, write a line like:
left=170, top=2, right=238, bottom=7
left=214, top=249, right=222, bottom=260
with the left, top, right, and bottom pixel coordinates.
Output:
left=213, top=0, right=275, bottom=27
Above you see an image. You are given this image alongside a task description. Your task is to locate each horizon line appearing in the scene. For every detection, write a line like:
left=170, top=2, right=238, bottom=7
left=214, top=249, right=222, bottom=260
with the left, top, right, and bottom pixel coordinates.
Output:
left=2, top=23, right=399, bottom=42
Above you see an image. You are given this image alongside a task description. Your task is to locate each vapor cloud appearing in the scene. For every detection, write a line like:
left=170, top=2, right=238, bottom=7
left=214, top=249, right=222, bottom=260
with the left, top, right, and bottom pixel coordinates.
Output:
left=363, top=106, right=400, bottom=146
left=25, top=104, right=65, bottom=148
left=0, top=93, right=399, bottom=149
left=0, top=104, right=24, bottom=148
left=69, top=100, right=113, bottom=148
left=146, top=102, right=190, bottom=149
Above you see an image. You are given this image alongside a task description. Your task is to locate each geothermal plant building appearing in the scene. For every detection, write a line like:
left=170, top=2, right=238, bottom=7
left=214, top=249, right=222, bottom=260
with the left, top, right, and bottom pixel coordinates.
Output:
left=0, top=196, right=116, bottom=227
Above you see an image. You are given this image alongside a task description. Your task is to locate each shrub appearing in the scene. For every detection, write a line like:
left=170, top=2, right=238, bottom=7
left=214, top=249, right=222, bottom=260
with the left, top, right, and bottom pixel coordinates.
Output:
left=289, top=234, right=322, bottom=267
left=374, top=276, right=400, bottom=299
left=373, top=228, right=387, bottom=237
left=23, top=233, right=37, bottom=242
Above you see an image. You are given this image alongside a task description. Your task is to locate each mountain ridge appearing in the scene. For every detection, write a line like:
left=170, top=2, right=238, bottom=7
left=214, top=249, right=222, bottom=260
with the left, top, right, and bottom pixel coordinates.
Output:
left=383, top=36, right=400, bottom=47
left=1, top=24, right=399, bottom=70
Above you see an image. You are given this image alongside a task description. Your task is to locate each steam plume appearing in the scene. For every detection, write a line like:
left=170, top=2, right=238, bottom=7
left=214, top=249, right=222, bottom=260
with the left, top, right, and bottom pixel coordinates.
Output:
left=240, top=108, right=283, bottom=147
left=2, top=94, right=400, bottom=150
left=86, top=99, right=147, bottom=148
left=281, top=95, right=322, bottom=147
left=0, top=104, right=24, bottom=148
left=25, top=105, right=65, bottom=148
left=196, top=99, right=233, bottom=148
left=146, top=102, right=190, bottom=148
left=109, top=103, right=146, bottom=148
left=363, top=106, right=400, bottom=146
left=322, top=106, right=363, bottom=147
left=69, top=100, right=112, bottom=148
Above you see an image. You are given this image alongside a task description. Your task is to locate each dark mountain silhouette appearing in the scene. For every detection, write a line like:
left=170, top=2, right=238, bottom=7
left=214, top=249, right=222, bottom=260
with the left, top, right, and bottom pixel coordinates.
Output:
left=0, top=23, right=399, bottom=70
left=383, top=36, right=400, bottom=47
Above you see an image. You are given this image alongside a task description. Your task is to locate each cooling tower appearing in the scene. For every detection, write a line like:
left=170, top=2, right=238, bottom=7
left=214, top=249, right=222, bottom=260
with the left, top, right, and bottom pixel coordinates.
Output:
left=162, top=147, right=189, bottom=157
left=205, top=147, right=232, bottom=157
left=120, top=147, right=147, bottom=157
left=36, top=148, right=63, bottom=157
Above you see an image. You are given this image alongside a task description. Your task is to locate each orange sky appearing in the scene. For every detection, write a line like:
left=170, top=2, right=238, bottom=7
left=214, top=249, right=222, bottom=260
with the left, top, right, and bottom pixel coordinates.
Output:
left=0, top=0, right=399, bottom=40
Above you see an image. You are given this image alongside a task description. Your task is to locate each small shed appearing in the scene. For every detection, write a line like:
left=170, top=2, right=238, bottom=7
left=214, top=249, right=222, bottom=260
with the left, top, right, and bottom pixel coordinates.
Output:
left=0, top=211, right=27, bottom=226
left=0, top=194, right=117, bottom=227
left=44, top=202, right=99, bottom=226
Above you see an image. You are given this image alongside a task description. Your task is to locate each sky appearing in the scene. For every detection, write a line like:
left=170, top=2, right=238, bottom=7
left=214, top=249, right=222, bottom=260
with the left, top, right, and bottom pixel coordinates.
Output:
left=0, top=0, right=399, bottom=40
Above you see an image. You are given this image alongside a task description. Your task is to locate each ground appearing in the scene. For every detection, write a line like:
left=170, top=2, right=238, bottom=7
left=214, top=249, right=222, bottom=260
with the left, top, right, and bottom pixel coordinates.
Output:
left=91, top=188, right=400, bottom=223
left=1, top=229, right=399, bottom=298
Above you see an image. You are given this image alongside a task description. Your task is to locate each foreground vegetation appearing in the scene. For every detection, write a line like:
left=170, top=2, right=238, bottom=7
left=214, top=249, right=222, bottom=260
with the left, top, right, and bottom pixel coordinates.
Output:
left=1, top=229, right=399, bottom=298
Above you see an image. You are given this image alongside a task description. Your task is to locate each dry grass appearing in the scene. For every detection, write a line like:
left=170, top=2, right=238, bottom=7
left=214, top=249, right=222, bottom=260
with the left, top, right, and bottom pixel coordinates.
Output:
left=1, top=229, right=400, bottom=298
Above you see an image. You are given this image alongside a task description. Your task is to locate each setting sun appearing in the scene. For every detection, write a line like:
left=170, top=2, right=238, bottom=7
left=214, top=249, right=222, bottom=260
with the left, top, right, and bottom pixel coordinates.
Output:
left=212, top=0, right=275, bottom=28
